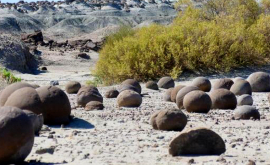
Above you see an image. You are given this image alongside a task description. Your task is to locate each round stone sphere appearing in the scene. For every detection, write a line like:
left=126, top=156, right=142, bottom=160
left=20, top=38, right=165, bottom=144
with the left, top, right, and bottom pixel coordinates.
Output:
left=164, top=88, right=174, bottom=102
left=213, top=78, right=234, bottom=90
left=230, top=80, right=252, bottom=95
left=183, top=91, right=212, bottom=113
left=0, top=106, right=34, bottom=164
left=23, top=110, right=44, bottom=135
left=77, top=85, right=103, bottom=107
left=105, top=89, right=119, bottom=98
left=234, top=105, right=260, bottom=120
left=155, top=109, right=187, bottom=131
left=233, top=77, right=245, bottom=83
left=237, top=94, right=253, bottom=106
left=169, top=128, right=226, bottom=156
left=119, top=84, right=140, bottom=94
left=150, top=111, right=160, bottom=130
left=4, top=87, right=43, bottom=115
left=157, top=76, right=175, bottom=89
left=176, top=86, right=200, bottom=109
left=121, top=79, right=141, bottom=94
left=145, top=81, right=159, bottom=90
left=210, top=89, right=237, bottom=110
left=191, top=77, right=211, bottom=92
left=65, top=81, right=81, bottom=94
left=36, top=86, right=71, bottom=125
left=117, top=90, right=142, bottom=107
left=171, top=85, right=185, bottom=102
left=0, top=82, right=34, bottom=106
left=85, top=101, right=104, bottom=111
left=247, top=72, right=270, bottom=92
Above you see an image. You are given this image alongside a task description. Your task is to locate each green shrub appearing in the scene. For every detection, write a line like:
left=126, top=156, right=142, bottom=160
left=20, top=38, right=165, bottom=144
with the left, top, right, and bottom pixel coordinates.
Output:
left=0, top=68, right=21, bottom=84
left=94, top=0, right=270, bottom=85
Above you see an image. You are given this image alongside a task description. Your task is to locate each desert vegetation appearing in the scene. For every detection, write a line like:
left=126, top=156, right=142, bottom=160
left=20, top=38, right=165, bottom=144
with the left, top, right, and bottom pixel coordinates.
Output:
left=0, top=68, right=21, bottom=83
left=95, top=0, right=270, bottom=85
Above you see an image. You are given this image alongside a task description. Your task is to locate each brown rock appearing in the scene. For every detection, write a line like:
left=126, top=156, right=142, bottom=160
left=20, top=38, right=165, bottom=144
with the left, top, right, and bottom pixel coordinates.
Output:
left=247, top=72, right=270, bottom=92
left=77, top=85, right=103, bottom=107
left=145, top=81, right=159, bottom=90
left=157, top=76, right=175, bottom=89
left=164, top=88, right=174, bottom=102
left=176, top=86, right=199, bottom=109
left=23, top=110, right=44, bottom=135
left=210, top=89, right=237, bottom=110
left=191, top=77, right=211, bottom=92
left=183, top=91, right=212, bottom=113
left=105, top=89, right=119, bottom=98
left=150, top=111, right=160, bottom=130
left=85, top=101, right=104, bottom=111
left=0, top=106, right=34, bottom=164
left=171, top=85, right=185, bottom=102
left=234, top=106, right=260, bottom=120
left=36, top=86, right=71, bottom=125
left=230, top=80, right=252, bottom=95
left=121, top=79, right=141, bottom=94
left=117, top=90, right=142, bottom=107
left=213, top=78, right=234, bottom=90
left=65, top=81, right=81, bottom=94
left=169, top=128, right=226, bottom=156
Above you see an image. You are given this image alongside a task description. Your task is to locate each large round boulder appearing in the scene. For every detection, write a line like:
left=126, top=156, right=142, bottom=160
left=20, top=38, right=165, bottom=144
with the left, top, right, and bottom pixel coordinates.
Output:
left=119, top=84, right=140, bottom=94
left=157, top=76, right=175, bottom=89
left=210, top=89, right=237, bottom=110
left=247, top=72, right=270, bottom=92
left=105, top=89, right=119, bottom=98
left=4, top=87, right=43, bottom=115
left=0, top=106, right=34, bottom=164
left=150, top=111, right=160, bottom=130
left=230, top=80, right=252, bottom=95
left=169, top=128, right=226, bottom=156
left=153, top=109, right=187, bottom=131
left=77, top=86, right=103, bottom=107
left=237, top=94, right=253, bottom=106
left=85, top=101, right=104, bottom=111
left=176, top=86, right=199, bottom=109
left=23, top=110, right=44, bottom=135
left=183, top=91, right=212, bottom=113
left=213, top=78, right=234, bottom=90
left=36, top=86, right=71, bottom=125
left=117, top=90, right=142, bottom=107
left=171, top=85, right=185, bottom=102
left=191, top=77, right=211, bottom=92
left=121, top=79, right=141, bottom=94
left=164, top=88, right=174, bottom=102
left=233, top=77, right=245, bottom=83
left=145, top=81, right=159, bottom=90
left=234, top=106, right=260, bottom=120
left=0, top=82, right=34, bottom=106
left=65, top=81, right=81, bottom=94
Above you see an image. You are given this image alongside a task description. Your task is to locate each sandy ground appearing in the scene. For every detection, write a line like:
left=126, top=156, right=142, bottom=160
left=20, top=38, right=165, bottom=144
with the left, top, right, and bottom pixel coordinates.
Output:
left=12, top=47, right=270, bottom=165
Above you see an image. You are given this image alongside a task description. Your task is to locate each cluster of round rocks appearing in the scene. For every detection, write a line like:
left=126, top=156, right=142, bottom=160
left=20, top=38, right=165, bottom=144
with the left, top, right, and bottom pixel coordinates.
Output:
left=0, top=71, right=269, bottom=163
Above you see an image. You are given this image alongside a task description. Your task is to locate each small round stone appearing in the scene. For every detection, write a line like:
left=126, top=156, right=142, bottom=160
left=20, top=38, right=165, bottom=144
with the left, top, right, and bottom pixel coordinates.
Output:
left=237, top=94, right=253, bottom=106
left=191, top=77, right=211, bottom=92
left=230, top=80, right=252, bottom=95
left=157, top=76, right=175, bottom=89
left=65, top=81, right=81, bottom=94
left=121, top=79, right=141, bottom=94
left=164, top=88, right=174, bottom=102
left=176, top=86, right=200, bottom=109
left=145, top=81, right=159, bottom=90
left=77, top=86, right=103, bottom=107
left=104, top=89, right=119, bottom=98
left=213, top=78, right=234, bottom=90
left=85, top=101, right=104, bottom=111
left=183, top=91, right=212, bottom=113
left=234, top=106, right=260, bottom=120
left=210, top=89, right=237, bottom=110
left=117, top=90, right=142, bottom=107
left=171, top=85, right=185, bottom=102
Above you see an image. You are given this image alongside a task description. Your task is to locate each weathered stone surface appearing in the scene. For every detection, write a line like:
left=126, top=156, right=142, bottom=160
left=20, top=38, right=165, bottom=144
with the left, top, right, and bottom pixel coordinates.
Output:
left=157, top=77, right=175, bottom=89
left=191, top=77, right=211, bottom=92
left=164, top=88, right=174, bottom=102
left=169, top=128, right=226, bottom=156
left=85, top=101, right=104, bottom=110
left=105, top=89, right=119, bottom=98
left=145, top=81, right=159, bottom=90
left=77, top=86, right=103, bottom=107
left=121, top=79, right=141, bottom=94
left=210, top=89, right=237, bottom=110
left=237, top=94, right=253, bottom=106
left=171, top=85, right=185, bottom=102
left=230, top=80, right=252, bottom=95
left=213, top=78, right=234, bottom=90
left=183, top=91, right=212, bottom=113
left=176, top=86, right=199, bottom=109
left=117, top=90, right=142, bottom=107
left=65, top=81, right=81, bottom=94
left=247, top=72, right=270, bottom=92
left=234, top=106, right=260, bottom=120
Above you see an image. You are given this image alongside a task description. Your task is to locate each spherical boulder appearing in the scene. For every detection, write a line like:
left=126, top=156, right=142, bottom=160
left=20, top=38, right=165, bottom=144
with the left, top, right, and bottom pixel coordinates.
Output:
left=176, top=86, right=199, bottom=109
left=154, top=109, right=187, bottom=131
left=169, top=128, right=226, bottom=156
left=36, top=86, right=71, bottom=125
left=85, top=101, right=104, bottom=111
left=0, top=82, right=34, bottom=106
left=210, top=89, right=237, bottom=110
left=77, top=86, right=103, bottom=107
left=117, top=90, right=142, bottom=107
left=65, top=81, right=81, bottom=94
left=145, top=81, right=159, bottom=90
left=234, top=106, right=260, bottom=120
left=213, top=78, right=234, bottom=90
left=4, top=87, right=43, bottom=115
left=0, top=106, right=34, bottom=164
left=150, top=110, right=160, bottom=130
left=119, top=84, right=140, bottom=94
left=237, top=94, right=253, bottom=106
left=104, top=89, right=119, bottom=98
left=121, top=79, right=141, bottom=94
left=164, top=88, right=174, bottom=102
left=191, top=77, right=211, bottom=92
left=230, top=80, right=252, bottom=95
left=157, top=76, right=175, bottom=89
left=183, top=91, right=212, bottom=113
left=171, top=85, right=185, bottom=102
left=23, top=110, right=44, bottom=135
left=247, top=72, right=270, bottom=92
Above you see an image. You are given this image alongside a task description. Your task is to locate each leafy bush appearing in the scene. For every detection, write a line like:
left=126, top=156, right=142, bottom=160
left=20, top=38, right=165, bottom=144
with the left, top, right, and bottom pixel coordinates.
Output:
left=0, top=68, right=21, bottom=84
left=95, top=0, right=270, bottom=85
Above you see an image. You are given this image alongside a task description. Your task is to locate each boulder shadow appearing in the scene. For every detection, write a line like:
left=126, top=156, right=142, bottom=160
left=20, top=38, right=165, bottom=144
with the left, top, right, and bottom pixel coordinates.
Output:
left=64, top=118, right=95, bottom=129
